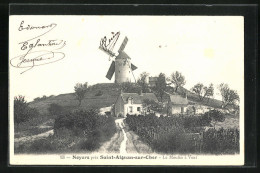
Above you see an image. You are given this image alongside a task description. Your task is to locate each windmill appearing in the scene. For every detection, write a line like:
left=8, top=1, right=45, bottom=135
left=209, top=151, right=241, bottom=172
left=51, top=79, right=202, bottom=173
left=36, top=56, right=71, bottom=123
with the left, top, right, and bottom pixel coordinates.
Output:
left=99, top=34, right=138, bottom=83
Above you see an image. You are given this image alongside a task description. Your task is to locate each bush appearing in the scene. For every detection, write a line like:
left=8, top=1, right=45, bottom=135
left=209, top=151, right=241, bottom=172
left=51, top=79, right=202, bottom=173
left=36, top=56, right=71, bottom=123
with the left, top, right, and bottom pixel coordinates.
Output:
left=48, top=103, right=64, bottom=117
left=126, top=114, right=194, bottom=153
left=205, top=109, right=225, bottom=128
left=126, top=113, right=238, bottom=154
left=202, top=128, right=239, bottom=154
left=95, top=90, right=103, bottom=96
left=33, top=95, right=49, bottom=102
left=54, top=109, right=117, bottom=151
left=119, top=82, right=142, bottom=93
left=29, top=138, right=55, bottom=153
left=14, top=95, right=39, bottom=124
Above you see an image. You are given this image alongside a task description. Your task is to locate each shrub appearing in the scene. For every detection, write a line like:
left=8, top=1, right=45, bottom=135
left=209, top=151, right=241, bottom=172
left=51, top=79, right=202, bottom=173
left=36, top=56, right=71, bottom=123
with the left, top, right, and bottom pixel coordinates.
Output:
left=120, top=82, right=142, bottom=93
left=202, top=128, right=239, bottom=154
left=126, top=114, right=238, bottom=154
left=126, top=114, right=196, bottom=153
left=29, top=138, right=55, bottom=153
left=53, top=109, right=117, bottom=151
left=33, top=95, right=49, bottom=102
left=200, top=113, right=212, bottom=126
left=48, top=103, right=64, bottom=117
left=205, top=109, right=225, bottom=128
left=95, top=90, right=103, bottom=96
left=14, top=95, right=39, bottom=124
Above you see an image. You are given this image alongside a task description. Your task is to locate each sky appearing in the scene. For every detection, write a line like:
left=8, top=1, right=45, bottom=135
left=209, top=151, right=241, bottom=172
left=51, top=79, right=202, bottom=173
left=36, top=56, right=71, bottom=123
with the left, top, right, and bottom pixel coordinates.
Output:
left=9, top=16, right=244, bottom=101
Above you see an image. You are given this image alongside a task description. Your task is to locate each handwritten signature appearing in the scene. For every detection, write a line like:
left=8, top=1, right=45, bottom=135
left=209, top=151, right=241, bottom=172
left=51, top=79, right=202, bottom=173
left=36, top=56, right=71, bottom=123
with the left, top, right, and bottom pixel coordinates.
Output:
left=10, top=20, right=66, bottom=74
left=99, top=32, right=120, bottom=57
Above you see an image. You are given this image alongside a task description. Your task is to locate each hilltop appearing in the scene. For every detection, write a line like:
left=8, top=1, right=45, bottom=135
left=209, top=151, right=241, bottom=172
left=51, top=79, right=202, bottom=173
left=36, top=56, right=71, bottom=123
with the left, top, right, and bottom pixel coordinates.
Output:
left=29, top=83, right=121, bottom=114
left=171, top=86, right=223, bottom=109
left=29, top=82, right=225, bottom=115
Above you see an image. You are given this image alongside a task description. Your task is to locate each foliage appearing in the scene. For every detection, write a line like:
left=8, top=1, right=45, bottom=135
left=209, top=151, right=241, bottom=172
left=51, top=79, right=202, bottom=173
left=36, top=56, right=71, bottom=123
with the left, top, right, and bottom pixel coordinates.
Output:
left=206, top=109, right=225, bottom=129
left=48, top=103, right=64, bottom=117
left=120, top=82, right=141, bottom=93
left=95, top=90, right=103, bottom=96
left=153, top=73, right=167, bottom=102
left=54, top=109, right=117, bottom=151
left=33, top=95, right=50, bottom=102
left=218, top=83, right=240, bottom=109
left=16, top=109, right=117, bottom=153
left=74, top=82, right=88, bottom=106
left=191, top=83, right=214, bottom=102
left=203, top=83, right=214, bottom=102
left=142, top=99, right=164, bottom=113
left=170, top=71, right=186, bottom=92
left=14, top=95, right=39, bottom=124
left=202, top=128, right=239, bottom=154
left=29, top=139, right=56, bottom=153
left=126, top=114, right=194, bottom=153
left=137, top=72, right=150, bottom=93
left=126, top=113, right=238, bottom=154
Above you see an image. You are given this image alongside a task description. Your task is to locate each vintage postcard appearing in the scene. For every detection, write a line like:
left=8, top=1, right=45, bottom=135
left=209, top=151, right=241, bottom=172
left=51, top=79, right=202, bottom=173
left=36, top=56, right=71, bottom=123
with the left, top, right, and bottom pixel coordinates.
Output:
left=9, top=15, right=244, bottom=165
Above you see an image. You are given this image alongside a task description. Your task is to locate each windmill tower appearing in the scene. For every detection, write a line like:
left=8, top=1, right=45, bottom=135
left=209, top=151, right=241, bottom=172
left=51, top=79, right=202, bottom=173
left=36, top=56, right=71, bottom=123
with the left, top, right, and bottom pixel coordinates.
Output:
left=99, top=35, right=138, bottom=83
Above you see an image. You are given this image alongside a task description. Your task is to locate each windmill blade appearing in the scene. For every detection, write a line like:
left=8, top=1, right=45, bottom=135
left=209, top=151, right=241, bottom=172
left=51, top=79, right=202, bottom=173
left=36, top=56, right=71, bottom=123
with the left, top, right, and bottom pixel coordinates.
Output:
left=118, top=37, right=128, bottom=53
left=99, top=46, right=116, bottom=57
left=131, top=63, right=137, bottom=71
left=106, top=61, right=115, bottom=80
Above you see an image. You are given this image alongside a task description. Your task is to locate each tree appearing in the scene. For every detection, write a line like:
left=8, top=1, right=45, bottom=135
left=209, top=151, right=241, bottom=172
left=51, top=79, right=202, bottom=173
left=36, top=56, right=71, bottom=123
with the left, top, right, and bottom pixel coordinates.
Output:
left=191, top=83, right=214, bottom=102
left=74, top=82, right=88, bottom=106
left=137, top=72, right=150, bottom=92
left=153, top=73, right=167, bottom=102
left=218, top=83, right=240, bottom=109
left=206, top=109, right=225, bottom=129
left=14, top=95, right=38, bottom=124
left=170, top=71, right=186, bottom=92
left=191, top=83, right=204, bottom=101
left=203, top=83, right=214, bottom=102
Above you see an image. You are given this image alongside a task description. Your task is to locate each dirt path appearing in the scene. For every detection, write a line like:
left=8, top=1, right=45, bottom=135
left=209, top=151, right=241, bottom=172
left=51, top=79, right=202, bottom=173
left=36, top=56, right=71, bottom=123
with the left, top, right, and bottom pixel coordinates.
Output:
left=116, top=118, right=127, bottom=154
left=14, top=129, right=54, bottom=143
left=14, top=118, right=153, bottom=154
left=98, top=118, right=153, bottom=154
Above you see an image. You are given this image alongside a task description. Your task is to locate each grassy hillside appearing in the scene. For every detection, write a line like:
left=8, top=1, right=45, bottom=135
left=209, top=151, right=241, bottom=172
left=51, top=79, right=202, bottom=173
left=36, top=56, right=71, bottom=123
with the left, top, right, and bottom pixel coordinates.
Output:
left=29, top=83, right=225, bottom=115
left=176, top=86, right=223, bottom=108
left=29, top=83, right=122, bottom=114
left=160, top=86, right=223, bottom=109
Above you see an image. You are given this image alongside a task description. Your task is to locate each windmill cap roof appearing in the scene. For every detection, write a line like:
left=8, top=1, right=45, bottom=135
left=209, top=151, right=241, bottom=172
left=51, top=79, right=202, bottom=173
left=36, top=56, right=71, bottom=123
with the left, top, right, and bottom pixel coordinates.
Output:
left=116, top=51, right=131, bottom=59
left=121, top=93, right=158, bottom=104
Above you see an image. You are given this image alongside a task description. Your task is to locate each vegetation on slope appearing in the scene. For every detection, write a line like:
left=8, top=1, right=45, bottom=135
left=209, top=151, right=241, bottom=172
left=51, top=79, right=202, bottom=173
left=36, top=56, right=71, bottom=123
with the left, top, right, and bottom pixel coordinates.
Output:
left=126, top=113, right=239, bottom=154
left=15, top=108, right=117, bottom=153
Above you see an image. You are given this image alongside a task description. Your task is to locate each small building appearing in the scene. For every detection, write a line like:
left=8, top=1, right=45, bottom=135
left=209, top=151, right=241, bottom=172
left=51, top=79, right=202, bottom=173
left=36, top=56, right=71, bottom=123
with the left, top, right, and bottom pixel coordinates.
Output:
left=167, top=94, right=188, bottom=115
left=114, top=91, right=158, bottom=117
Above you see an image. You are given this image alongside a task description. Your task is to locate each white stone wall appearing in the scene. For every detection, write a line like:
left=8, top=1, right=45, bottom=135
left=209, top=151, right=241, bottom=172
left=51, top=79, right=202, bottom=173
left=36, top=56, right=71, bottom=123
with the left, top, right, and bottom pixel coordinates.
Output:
left=124, top=103, right=142, bottom=117
left=171, top=106, right=187, bottom=114
left=195, top=105, right=212, bottom=114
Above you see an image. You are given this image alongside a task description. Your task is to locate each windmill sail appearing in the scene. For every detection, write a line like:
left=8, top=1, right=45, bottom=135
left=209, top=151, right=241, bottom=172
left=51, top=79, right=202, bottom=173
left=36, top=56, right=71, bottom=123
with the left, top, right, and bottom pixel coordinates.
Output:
left=106, top=61, right=115, bottom=80
left=99, top=46, right=116, bottom=57
left=118, top=37, right=128, bottom=53
left=131, top=63, right=137, bottom=71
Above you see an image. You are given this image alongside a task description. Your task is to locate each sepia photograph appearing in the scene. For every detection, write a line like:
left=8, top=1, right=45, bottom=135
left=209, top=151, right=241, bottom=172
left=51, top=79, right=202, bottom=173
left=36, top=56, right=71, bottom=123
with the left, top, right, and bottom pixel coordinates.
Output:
left=9, top=15, right=244, bottom=165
